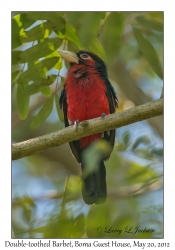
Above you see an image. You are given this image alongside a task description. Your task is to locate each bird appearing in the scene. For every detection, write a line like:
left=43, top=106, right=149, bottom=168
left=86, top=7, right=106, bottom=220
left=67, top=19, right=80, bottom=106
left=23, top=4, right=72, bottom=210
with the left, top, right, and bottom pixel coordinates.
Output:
left=59, top=49, right=118, bottom=205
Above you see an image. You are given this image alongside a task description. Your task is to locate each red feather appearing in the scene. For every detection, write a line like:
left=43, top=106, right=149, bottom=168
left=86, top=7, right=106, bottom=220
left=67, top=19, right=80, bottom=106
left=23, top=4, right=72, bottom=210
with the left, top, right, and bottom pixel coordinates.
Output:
left=65, top=62, right=110, bottom=148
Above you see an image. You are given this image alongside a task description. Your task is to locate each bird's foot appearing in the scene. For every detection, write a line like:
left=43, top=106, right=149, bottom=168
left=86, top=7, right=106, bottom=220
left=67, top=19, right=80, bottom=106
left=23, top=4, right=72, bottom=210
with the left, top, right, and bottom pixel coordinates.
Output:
left=74, top=119, right=79, bottom=131
left=101, top=113, right=106, bottom=119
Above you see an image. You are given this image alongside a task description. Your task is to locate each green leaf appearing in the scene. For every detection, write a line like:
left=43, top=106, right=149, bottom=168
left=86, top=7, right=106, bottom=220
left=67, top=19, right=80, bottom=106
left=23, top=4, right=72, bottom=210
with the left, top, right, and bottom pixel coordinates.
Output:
left=78, top=12, right=103, bottom=47
left=55, top=93, right=64, bottom=122
left=123, top=131, right=131, bottom=145
left=87, top=38, right=106, bottom=61
left=44, top=50, right=61, bottom=59
left=21, top=20, right=64, bottom=43
left=22, top=204, right=32, bottom=224
left=40, top=86, right=51, bottom=96
left=12, top=71, right=20, bottom=90
left=21, top=83, right=40, bottom=97
left=16, top=82, right=30, bottom=120
left=19, top=196, right=35, bottom=224
left=20, top=76, right=56, bottom=97
left=151, top=148, right=163, bottom=157
left=12, top=82, right=16, bottom=91
left=12, top=18, right=22, bottom=49
left=17, top=67, right=45, bottom=84
left=126, top=163, right=157, bottom=184
left=102, top=12, right=124, bottom=62
left=68, top=11, right=106, bottom=28
left=12, top=50, right=23, bottom=65
left=40, top=75, right=57, bottom=85
left=21, top=19, right=65, bottom=43
left=17, top=13, right=35, bottom=30
left=66, top=23, right=82, bottom=50
left=36, top=57, right=59, bottom=72
left=71, top=214, right=85, bottom=238
left=43, top=19, right=66, bottom=32
left=66, top=12, right=85, bottom=26
left=17, top=37, right=62, bottom=63
left=82, top=140, right=112, bottom=178
left=12, top=71, right=19, bottom=82
left=136, top=16, right=163, bottom=32
left=26, top=12, right=64, bottom=24
left=53, top=57, right=63, bottom=70
left=133, top=26, right=163, bottom=79
left=21, top=22, right=50, bottom=42
left=61, top=77, right=65, bottom=87
left=12, top=12, right=35, bottom=36
left=24, top=196, right=36, bottom=207
left=99, top=12, right=106, bottom=20
left=132, top=135, right=150, bottom=150
left=30, top=95, right=54, bottom=129
left=68, top=41, right=79, bottom=54
left=12, top=11, right=25, bottom=18
left=17, top=57, right=58, bottom=84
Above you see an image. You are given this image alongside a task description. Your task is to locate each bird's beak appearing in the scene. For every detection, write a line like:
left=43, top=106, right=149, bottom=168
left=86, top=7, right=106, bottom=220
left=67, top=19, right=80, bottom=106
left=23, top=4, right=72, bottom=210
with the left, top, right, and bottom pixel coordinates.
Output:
left=58, top=49, right=79, bottom=64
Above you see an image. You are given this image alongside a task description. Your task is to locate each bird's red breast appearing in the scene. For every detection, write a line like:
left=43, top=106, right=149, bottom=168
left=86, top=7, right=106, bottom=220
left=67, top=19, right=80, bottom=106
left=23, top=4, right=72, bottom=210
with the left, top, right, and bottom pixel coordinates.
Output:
left=65, top=62, right=110, bottom=148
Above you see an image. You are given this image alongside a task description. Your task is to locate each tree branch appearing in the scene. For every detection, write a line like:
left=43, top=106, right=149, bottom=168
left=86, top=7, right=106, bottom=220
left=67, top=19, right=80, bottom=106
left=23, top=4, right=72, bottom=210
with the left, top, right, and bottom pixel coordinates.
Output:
left=12, top=98, right=163, bottom=160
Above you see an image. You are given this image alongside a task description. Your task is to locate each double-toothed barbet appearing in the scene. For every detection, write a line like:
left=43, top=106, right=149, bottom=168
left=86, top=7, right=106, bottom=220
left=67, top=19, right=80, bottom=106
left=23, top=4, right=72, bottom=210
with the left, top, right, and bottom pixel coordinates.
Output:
left=59, top=50, right=118, bottom=205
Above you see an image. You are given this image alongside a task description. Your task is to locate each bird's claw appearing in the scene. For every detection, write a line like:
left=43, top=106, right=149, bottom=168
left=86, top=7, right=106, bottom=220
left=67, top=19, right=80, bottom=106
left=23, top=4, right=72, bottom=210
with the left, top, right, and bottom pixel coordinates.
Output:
left=101, top=113, right=106, bottom=119
left=74, top=119, right=79, bottom=131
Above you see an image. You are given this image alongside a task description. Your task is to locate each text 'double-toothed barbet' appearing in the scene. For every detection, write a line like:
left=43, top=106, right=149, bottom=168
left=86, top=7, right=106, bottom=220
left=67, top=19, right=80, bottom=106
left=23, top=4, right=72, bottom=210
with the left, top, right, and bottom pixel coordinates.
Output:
left=59, top=50, right=118, bottom=205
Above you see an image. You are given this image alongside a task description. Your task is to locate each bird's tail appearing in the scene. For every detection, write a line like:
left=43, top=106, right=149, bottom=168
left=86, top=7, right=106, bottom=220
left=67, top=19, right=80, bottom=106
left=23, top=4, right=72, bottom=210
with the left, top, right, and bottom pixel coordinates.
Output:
left=81, top=160, right=107, bottom=205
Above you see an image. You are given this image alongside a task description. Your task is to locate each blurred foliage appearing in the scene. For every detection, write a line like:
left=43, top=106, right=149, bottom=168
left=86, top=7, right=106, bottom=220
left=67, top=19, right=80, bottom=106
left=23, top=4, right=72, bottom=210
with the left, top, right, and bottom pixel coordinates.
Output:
left=12, top=11, right=163, bottom=239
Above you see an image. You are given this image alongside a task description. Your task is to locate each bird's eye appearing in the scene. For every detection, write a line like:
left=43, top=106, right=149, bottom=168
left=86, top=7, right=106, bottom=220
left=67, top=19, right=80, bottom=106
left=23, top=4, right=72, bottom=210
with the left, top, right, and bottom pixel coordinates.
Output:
left=80, top=53, right=89, bottom=59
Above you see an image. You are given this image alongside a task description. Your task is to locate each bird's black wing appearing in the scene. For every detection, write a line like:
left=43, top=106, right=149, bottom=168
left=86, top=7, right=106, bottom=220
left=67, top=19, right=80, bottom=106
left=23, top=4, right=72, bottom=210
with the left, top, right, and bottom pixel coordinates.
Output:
left=106, top=79, right=118, bottom=112
left=59, top=88, right=81, bottom=163
left=104, top=79, right=118, bottom=158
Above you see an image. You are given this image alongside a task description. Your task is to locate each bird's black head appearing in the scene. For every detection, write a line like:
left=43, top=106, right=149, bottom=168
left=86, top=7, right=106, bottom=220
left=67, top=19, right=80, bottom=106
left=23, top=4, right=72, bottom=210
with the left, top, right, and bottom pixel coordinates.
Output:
left=58, top=49, right=108, bottom=79
left=76, top=50, right=108, bottom=79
